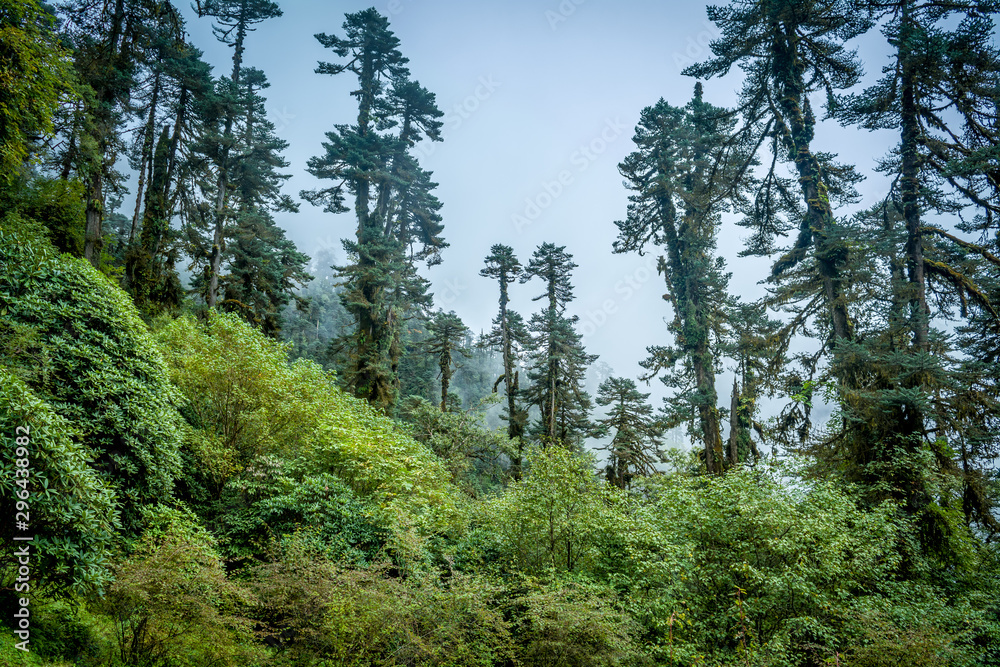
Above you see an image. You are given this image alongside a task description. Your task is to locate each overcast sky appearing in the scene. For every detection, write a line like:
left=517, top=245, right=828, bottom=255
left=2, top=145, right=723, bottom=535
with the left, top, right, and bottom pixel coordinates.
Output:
left=173, top=0, right=900, bottom=416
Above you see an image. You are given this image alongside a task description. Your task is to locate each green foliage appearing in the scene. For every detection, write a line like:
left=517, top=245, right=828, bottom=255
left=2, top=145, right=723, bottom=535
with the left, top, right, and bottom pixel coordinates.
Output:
left=156, top=312, right=331, bottom=492
left=157, top=310, right=461, bottom=561
left=0, top=367, right=119, bottom=596
left=219, top=465, right=389, bottom=565
left=511, top=578, right=650, bottom=667
left=596, top=464, right=998, bottom=666
left=29, top=599, right=105, bottom=666
left=0, top=627, right=74, bottom=666
left=403, top=394, right=513, bottom=496
left=98, top=502, right=257, bottom=667
left=0, top=216, right=183, bottom=528
left=472, top=447, right=614, bottom=575
left=301, top=387, right=462, bottom=547
left=14, top=176, right=87, bottom=256
left=0, top=0, right=74, bottom=186
left=253, top=539, right=514, bottom=667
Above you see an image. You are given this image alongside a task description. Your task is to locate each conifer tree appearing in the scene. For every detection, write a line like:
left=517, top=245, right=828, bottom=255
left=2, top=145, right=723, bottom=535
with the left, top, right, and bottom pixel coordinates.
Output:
left=217, top=67, right=309, bottom=333
left=480, top=244, right=531, bottom=476
left=520, top=243, right=596, bottom=448
left=124, top=30, right=213, bottom=314
left=183, top=6, right=308, bottom=334
left=684, top=0, right=868, bottom=348
left=614, top=85, right=746, bottom=473
left=424, top=311, right=471, bottom=412
left=191, top=0, right=283, bottom=308
left=57, top=0, right=153, bottom=265
left=827, top=1, right=1000, bottom=544
left=302, top=9, right=445, bottom=411
left=593, top=377, right=663, bottom=489
left=722, top=301, right=783, bottom=466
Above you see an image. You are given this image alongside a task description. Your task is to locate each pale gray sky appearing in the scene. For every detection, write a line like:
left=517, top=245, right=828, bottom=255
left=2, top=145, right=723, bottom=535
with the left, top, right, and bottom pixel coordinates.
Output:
left=174, top=1, right=899, bottom=415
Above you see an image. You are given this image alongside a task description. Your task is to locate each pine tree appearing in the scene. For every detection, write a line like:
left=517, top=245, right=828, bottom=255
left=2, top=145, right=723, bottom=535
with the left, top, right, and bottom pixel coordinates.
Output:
left=57, top=0, right=151, bottom=266
left=520, top=243, right=596, bottom=448
left=684, top=0, right=868, bottom=349
left=124, top=30, right=213, bottom=314
left=217, top=67, right=309, bottom=334
left=183, top=7, right=308, bottom=333
left=191, top=0, right=283, bottom=308
left=480, top=244, right=531, bottom=477
left=593, top=377, right=663, bottom=489
left=721, top=301, right=783, bottom=466
left=424, top=311, right=471, bottom=412
left=302, top=9, right=445, bottom=411
left=614, top=85, right=745, bottom=473
left=826, top=1, right=1000, bottom=545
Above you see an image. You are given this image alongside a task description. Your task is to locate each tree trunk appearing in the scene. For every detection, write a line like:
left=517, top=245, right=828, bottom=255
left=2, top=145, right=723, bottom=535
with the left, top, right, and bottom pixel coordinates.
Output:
left=899, top=2, right=929, bottom=353
left=773, top=25, right=853, bottom=346
left=693, top=349, right=723, bottom=474
left=84, top=175, right=103, bottom=266
left=729, top=376, right=740, bottom=467
left=129, top=70, right=161, bottom=245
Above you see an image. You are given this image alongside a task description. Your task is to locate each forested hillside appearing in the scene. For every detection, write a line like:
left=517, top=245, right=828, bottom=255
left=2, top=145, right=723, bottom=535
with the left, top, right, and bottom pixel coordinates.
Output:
left=1, top=0, right=999, bottom=665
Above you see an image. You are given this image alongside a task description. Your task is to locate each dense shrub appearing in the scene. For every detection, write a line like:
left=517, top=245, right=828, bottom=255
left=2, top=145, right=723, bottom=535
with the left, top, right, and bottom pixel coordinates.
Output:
left=97, top=503, right=258, bottom=667
left=218, top=463, right=389, bottom=565
left=157, top=312, right=463, bottom=561
left=510, top=578, right=650, bottom=667
left=469, top=447, right=616, bottom=575
left=0, top=215, right=183, bottom=528
left=0, top=368, right=119, bottom=595
left=253, top=539, right=514, bottom=667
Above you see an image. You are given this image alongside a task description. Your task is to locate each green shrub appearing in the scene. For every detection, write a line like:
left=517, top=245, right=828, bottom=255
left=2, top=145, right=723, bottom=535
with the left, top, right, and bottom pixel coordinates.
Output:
left=0, top=216, right=183, bottom=529
left=30, top=600, right=104, bottom=666
left=253, top=538, right=514, bottom=667
left=218, top=465, right=389, bottom=565
left=156, top=312, right=463, bottom=560
left=97, top=503, right=259, bottom=667
left=510, top=578, right=650, bottom=667
left=0, top=367, right=119, bottom=595
left=471, top=447, right=616, bottom=575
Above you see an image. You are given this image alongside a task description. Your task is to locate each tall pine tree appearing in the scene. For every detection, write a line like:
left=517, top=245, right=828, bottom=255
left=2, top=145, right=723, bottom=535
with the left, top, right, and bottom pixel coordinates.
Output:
left=520, top=243, right=596, bottom=448
left=614, top=85, right=747, bottom=473
left=302, top=9, right=445, bottom=411
left=480, top=244, right=531, bottom=477
left=593, top=376, right=663, bottom=489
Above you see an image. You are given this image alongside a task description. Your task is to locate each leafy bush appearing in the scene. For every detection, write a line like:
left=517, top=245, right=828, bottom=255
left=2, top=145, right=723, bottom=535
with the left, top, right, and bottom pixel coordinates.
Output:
left=510, top=578, right=650, bottom=667
left=0, top=216, right=183, bottom=528
left=589, top=463, right=999, bottom=666
left=97, top=503, right=258, bottom=667
left=253, top=538, right=514, bottom=667
left=157, top=312, right=462, bottom=559
left=16, top=177, right=87, bottom=255
left=471, top=447, right=615, bottom=575
left=30, top=600, right=105, bottom=666
left=0, top=368, right=119, bottom=595
left=402, top=395, right=513, bottom=497
left=218, top=463, right=389, bottom=565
